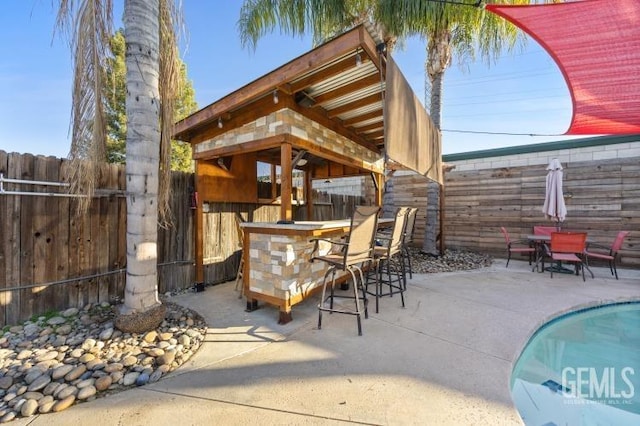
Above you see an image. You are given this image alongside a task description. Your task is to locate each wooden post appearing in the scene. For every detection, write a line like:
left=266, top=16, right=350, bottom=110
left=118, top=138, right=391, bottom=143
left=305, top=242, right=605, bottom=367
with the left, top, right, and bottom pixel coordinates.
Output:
left=376, top=173, right=384, bottom=206
left=194, top=161, right=204, bottom=283
left=280, top=143, right=293, bottom=221
left=439, top=181, right=445, bottom=254
left=305, top=171, right=313, bottom=220
left=270, top=164, right=277, bottom=200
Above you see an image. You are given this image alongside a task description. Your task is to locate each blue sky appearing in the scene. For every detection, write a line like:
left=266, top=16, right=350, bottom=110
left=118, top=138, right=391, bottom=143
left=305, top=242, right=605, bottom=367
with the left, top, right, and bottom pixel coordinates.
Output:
left=0, top=0, right=578, bottom=159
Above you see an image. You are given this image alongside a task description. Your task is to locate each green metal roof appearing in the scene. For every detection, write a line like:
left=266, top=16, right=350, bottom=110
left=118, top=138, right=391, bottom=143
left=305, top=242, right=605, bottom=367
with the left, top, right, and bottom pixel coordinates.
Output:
left=442, top=134, right=640, bottom=162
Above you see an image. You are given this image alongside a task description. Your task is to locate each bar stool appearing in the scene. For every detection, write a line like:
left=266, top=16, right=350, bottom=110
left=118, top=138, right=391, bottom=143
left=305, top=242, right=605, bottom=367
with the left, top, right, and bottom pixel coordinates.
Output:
left=311, top=206, right=380, bottom=336
left=401, top=207, right=419, bottom=283
left=366, top=207, right=408, bottom=313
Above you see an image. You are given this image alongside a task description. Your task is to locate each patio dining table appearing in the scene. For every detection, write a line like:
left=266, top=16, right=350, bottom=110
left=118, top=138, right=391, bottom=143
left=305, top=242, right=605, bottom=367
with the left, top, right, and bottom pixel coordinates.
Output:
left=527, top=234, right=593, bottom=277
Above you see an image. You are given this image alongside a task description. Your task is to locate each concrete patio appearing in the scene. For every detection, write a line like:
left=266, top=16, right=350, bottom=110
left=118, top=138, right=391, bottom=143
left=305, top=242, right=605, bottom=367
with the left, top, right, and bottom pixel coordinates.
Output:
left=17, top=259, right=640, bottom=425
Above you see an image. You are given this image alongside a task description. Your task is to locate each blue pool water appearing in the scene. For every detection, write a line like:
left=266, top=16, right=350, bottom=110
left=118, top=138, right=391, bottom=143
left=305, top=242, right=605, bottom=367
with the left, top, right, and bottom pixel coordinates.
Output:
left=511, top=302, right=640, bottom=426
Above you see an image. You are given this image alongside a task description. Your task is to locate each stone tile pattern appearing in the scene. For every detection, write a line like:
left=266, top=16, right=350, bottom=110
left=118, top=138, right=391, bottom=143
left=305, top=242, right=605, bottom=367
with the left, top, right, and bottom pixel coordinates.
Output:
left=195, top=108, right=384, bottom=173
left=248, top=233, right=347, bottom=302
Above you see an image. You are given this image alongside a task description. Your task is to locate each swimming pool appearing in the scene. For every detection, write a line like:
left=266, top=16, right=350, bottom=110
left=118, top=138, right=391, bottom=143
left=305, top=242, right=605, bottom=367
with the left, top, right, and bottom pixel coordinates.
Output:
left=511, top=302, right=640, bottom=425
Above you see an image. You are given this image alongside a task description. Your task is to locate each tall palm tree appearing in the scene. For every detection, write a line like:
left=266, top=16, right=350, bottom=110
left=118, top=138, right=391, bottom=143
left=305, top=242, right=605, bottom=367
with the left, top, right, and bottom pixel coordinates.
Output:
left=377, top=0, right=541, bottom=254
left=56, top=0, right=181, bottom=331
left=238, top=0, right=540, bottom=254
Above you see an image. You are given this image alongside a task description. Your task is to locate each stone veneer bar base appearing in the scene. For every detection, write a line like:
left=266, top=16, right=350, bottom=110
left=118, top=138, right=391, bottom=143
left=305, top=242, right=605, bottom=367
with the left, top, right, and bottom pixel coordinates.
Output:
left=241, top=221, right=354, bottom=324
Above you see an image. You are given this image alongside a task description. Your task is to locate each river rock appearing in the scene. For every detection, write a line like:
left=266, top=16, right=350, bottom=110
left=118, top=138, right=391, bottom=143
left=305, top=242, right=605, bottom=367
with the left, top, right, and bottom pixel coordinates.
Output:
left=104, top=363, right=123, bottom=373
left=77, top=386, right=96, bottom=400
left=122, top=372, right=140, bottom=386
left=0, top=378, right=12, bottom=390
left=81, top=339, right=97, bottom=351
left=56, top=324, right=72, bottom=336
left=0, top=410, right=16, bottom=423
left=15, top=350, right=32, bottom=361
left=61, top=308, right=79, bottom=317
left=143, top=331, right=158, bottom=343
left=94, top=376, right=112, bottom=391
left=79, top=353, right=95, bottom=363
left=156, top=351, right=176, bottom=366
left=122, top=356, right=138, bottom=367
left=24, top=370, right=43, bottom=386
left=52, top=395, right=75, bottom=412
left=20, top=399, right=38, bottom=417
left=65, top=365, right=87, bottom=381
left=52, top=365, right=74, bottom=380
left=135, top=373, right=149, bottom=386
left=56, top=386, right=77, bottom=400
left=46, top=317, right=66, bottom=326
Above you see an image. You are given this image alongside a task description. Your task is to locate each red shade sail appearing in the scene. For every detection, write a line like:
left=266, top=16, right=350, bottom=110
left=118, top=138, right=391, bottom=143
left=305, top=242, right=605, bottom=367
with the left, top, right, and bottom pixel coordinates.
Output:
left=487, top=0, right=640, bottom=135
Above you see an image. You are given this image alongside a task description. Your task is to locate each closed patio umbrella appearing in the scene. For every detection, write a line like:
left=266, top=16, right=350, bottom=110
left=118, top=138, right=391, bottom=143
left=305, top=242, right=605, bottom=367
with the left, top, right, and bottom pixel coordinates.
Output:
left=542, top=159, right=572, bottom=274
left=542, top=158, right=567, bottom=227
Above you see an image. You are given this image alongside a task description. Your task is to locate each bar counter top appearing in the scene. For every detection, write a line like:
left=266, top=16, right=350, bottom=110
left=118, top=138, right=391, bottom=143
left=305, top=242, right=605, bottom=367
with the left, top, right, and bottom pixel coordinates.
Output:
left=241, top=218, right=391, bottom=236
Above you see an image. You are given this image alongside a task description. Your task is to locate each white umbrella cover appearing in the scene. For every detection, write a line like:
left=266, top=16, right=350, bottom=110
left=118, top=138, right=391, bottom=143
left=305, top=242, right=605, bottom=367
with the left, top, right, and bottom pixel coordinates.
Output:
left=542, top=158, right=567, bottom=223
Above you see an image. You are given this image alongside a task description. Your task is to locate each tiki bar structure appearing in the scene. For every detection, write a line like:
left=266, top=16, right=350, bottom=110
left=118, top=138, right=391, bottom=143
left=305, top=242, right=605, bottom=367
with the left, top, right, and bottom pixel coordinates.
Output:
left=174, top=24, right=442, bottom=323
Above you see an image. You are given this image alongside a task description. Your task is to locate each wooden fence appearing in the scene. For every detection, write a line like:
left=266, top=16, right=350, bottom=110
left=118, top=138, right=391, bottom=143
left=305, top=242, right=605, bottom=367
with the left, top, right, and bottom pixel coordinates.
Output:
left=0, top=151, right=195, bottom=326
left=0, top=151, right=363, bottom=326
left=386, top=157, right=640, bottom=266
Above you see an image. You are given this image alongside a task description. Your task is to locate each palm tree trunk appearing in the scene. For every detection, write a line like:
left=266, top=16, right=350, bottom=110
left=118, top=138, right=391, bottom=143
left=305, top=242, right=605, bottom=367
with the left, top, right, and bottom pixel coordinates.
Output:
left=422, top=30, right=450, bottom=255
left=121, top=0, right=162, bottom=314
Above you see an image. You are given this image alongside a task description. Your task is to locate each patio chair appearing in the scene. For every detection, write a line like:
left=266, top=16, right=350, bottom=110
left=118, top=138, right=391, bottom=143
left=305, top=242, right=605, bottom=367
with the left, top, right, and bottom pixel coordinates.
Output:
left=584, top=231, right=630, bottom=279
left=533, top=225, right=559, bottom=236
left=402, top=207, right=419, bottom=282
left=545, top=232, right=590, bottom=281
left=311, top=205, right=380, bottom=336
left=500, top=227, right=535, bottom=267
left=365, top=207, right=409, bottom=313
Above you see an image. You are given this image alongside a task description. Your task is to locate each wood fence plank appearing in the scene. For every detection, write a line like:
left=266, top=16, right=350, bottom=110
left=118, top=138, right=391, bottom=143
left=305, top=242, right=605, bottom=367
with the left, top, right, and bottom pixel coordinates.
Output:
left=97, top=164, right=111, bottom=303
left=5, top=153, right=23, bottom=324
left=66, top=172, right=81, bottom=310
left=19, top=154, right=35, bottom=322
left=106, top=164, right=120, bottom=301
left=0, top=151, right=8, bottom=326
left=56, top=158, right=70, bottom=312
left=87, top=188, right=101, bottom=305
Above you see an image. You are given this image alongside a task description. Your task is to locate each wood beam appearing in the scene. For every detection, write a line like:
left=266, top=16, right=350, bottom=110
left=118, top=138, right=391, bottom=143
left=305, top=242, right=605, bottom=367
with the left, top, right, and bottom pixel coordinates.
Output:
left=285, top=134, right=382, bottom=174
left=270, top=164, right=277, bottom=200
left=174, top=26, right=370, bottom=140
left=366, top=129, right=384, bottom=140
left=312, top=74, right=381, bottom=105
left=305, top=171, right=313, bottom=220
left=355, top=121, right=384, bottom=133
left=326, top=93, right=382, bottom=118
left=342, top=108, right=383, bottom=127
left=280, top=143, right=293, bottom=221
left=288, top=55, right=370, bottom=94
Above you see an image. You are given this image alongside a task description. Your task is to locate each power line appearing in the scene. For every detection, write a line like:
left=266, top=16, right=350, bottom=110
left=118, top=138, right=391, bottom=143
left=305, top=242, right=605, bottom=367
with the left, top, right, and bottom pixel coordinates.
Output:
left=442, top=128, right=563, bottom=137
left=446, top=93, right=567, bottom=108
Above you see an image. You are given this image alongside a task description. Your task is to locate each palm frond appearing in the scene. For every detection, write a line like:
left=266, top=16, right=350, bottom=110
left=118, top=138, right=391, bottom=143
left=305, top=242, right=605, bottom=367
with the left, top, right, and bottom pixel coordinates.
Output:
left=158, top=0, right=182, bottom=226
left=57, top=0, right=113, bottom=214
left=238, top=0, right=352, bottom=50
